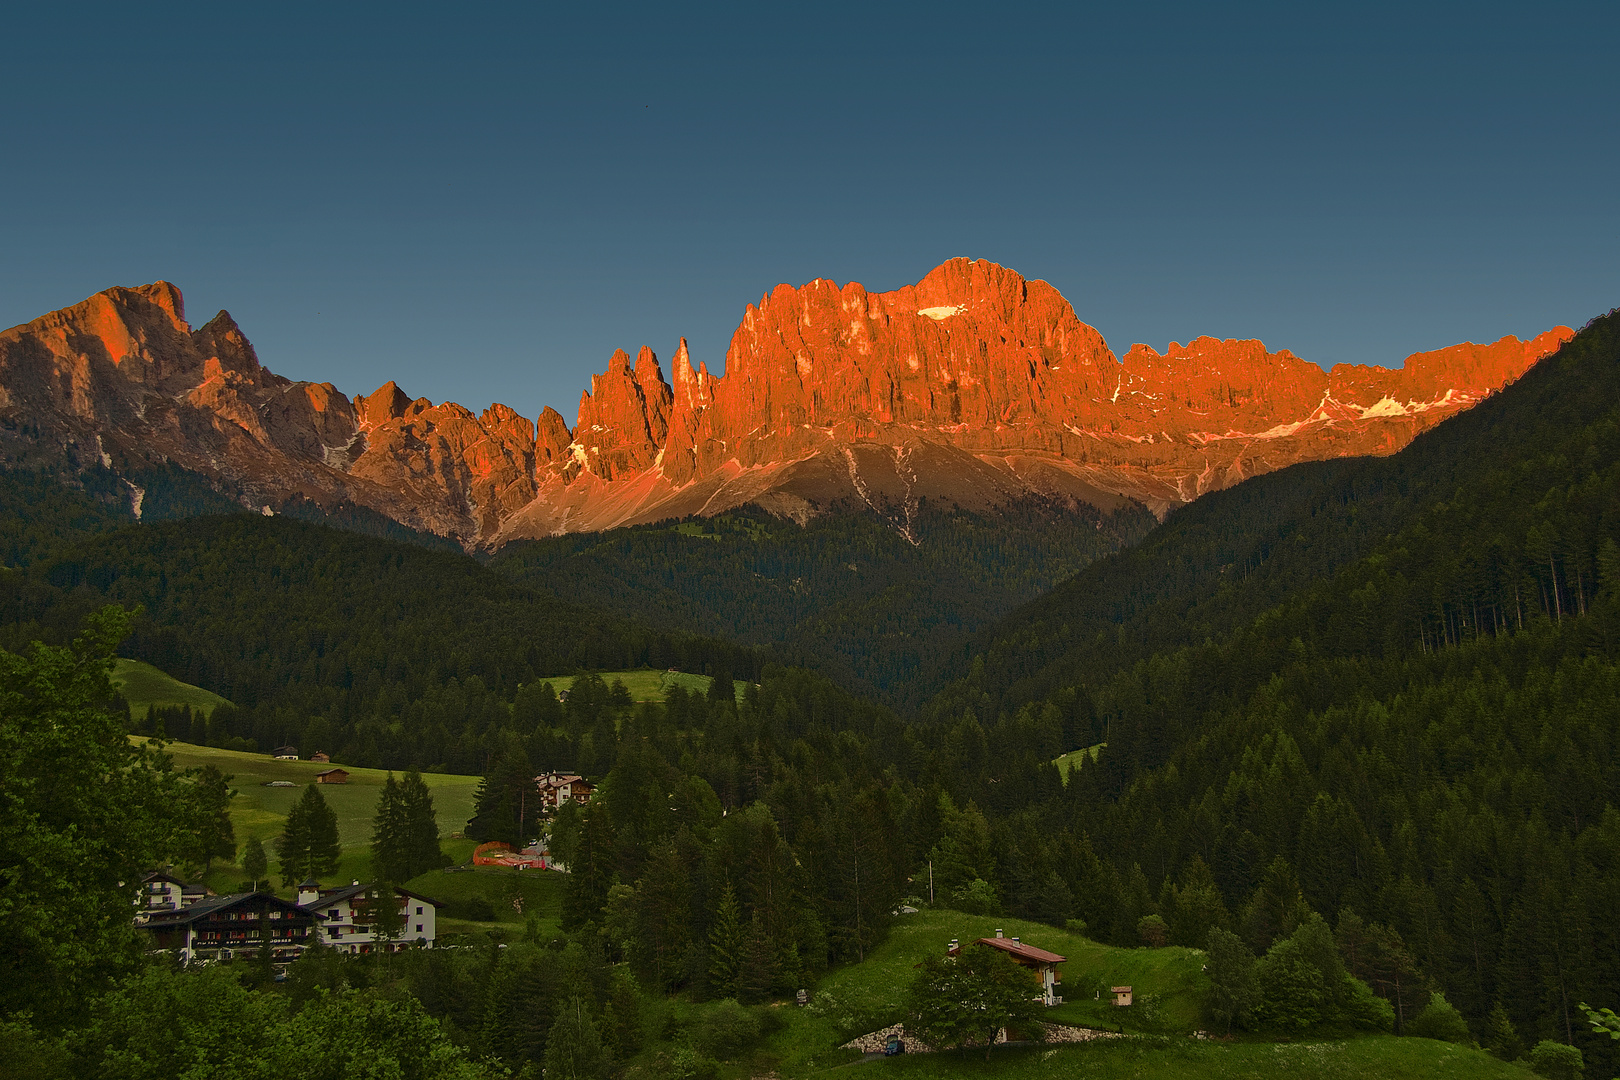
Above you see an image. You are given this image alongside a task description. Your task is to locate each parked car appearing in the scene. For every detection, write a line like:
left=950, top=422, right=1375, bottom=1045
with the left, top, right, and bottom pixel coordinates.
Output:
left=884, top=1035, right=905, bottom=1056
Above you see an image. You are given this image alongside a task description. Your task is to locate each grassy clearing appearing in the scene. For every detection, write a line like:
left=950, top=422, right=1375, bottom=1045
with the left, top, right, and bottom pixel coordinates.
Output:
left=1053, top=743, right=1105, bottom=779
left=141, top=739, right=481, bottom=895
left=114, top=657, right=232, bottom=716
left=532, top=668, right=745, bottom=703
left=817, top=1035, right=1527, bottom=1079
left=399, top=865, right=566, bottom=941
left=762, top=909, right=1207, bottom=1077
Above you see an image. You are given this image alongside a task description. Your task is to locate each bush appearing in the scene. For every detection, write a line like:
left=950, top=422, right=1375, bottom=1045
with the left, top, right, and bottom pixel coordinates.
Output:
left=461, top=896, right=497, bottom=921
left=1137, top=914, right=1168, bottom=948
left=1253, top=937, right=1329, bottom=1032
left=1405, top=991, right=1470, bottom=1043
left=1530, top=1040, right=1584, bottom=1080
left=688, top=999, right=761, bottom=1061
left=1343, top=976, right=1394, bottom=1032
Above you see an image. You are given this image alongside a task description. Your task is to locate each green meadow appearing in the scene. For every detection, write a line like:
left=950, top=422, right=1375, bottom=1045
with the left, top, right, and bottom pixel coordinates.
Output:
left=113, top=657, right=232, bottom=716
left=141, top=738, right=481, bottom=895
left=532, top=667, right=746, bottom=703
left=1052, top=743, right=1104, bottom=779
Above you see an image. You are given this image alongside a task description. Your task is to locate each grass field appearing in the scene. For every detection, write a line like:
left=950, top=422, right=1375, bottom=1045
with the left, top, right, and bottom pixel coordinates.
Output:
left=143, top=739, right=482, bottom=895
left=533, top=667, right=746, bottom=703
left=1053, top=743, right=1105, bottom=779
left=806, top=1035, right=1528, bottom=1079
left=114, top=657, right=232, bottom=716
left=399, top=864, right=566, bottom=940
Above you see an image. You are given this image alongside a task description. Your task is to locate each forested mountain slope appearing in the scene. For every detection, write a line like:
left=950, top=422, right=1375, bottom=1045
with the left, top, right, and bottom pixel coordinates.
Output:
left=911, top=307, right=1620, bottom=1068
left=491, top=497, right=1154, bottom=708
left=0, top=474, right=756, bottom=772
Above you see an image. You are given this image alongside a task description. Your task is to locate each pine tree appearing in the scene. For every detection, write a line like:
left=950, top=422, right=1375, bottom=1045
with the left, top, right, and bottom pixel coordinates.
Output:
left=709, top=883, right=744, bottom=998
left=370, top=773, right=409, bottom=883
left=185, top=765, right=237, bottom=873
left=278, top=783, right=340, bottom=884
left=1206, top=927, right=1260, bottom=1034
left=400, top=769, right=447, bottom=878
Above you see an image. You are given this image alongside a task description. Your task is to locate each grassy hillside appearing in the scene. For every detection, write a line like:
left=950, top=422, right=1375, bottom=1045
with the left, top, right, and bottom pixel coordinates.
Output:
left=532, top=667, right=744, bottom=703
left=755, top=908, right=1522, bottom=1079
left=399, top=864, right=566, bottom=940
left=791, top=910, right=1206, bottom=1043
left=819, top=1036, right=1526, bottom=1079
left=114, top=657, right=232, bottom=716
left=144, top=739, right=481, bottom=894
left=1052, top=742, right=1103, bottom=779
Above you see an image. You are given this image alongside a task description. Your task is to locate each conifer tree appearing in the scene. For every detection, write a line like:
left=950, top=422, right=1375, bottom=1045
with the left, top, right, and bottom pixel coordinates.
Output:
left=278, top=783, right=340, bottom=885
left=1205, top=927, right=1260, bottom=1034
left=370, top=773, right=409, bottom=883
left=708, top=883, right=744, bottom=998
left=399, top=769, right=447, bottom=877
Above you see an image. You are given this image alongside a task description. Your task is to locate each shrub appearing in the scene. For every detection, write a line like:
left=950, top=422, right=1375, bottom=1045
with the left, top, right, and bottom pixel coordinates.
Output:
left=1253, top=937, right=1329, bottom=1032
left=1405, top=991, right=1471, bottom=1043
left=1137, top=914, right=1168, bottom=948
left=461, top=896, right=497, bottom=922
left=1343, top=976, right=1394, bottom=1032
left=688, top=999, right=760, bottom=1061
left=1530, top=1039, right=1584, bottom=1080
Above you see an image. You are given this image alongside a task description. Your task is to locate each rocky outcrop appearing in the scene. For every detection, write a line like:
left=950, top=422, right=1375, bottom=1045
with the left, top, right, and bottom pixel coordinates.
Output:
left=0, top=262, right=1574, bottom=546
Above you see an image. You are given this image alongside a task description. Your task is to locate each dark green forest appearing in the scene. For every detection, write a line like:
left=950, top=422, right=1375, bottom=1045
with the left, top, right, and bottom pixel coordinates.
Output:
left=0, top=480, right=758, bottom=774
left=491, top=497, right=1154, bottom=709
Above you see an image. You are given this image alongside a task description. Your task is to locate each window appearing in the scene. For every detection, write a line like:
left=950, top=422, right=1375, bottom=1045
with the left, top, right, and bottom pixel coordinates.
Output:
left=415, top=907, right=423, bottom=915
left=329, top=909, right=339, bottom=918
left=415, top=924, right=423, bottom=933
left=329, top=928, right=340, bottom=939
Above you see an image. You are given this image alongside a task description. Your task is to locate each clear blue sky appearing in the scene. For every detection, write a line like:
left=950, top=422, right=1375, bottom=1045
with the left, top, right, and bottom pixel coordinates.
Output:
left=3, top=2, right=1616, bottom=423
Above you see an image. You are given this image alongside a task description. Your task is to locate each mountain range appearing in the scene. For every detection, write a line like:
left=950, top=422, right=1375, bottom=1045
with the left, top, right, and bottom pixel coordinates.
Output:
left=0, top=259, right=1570, bottom=546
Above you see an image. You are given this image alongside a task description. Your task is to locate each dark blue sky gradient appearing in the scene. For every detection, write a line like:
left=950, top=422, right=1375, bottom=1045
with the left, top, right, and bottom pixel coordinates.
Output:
left=3, top=2, right=1616, bottom=420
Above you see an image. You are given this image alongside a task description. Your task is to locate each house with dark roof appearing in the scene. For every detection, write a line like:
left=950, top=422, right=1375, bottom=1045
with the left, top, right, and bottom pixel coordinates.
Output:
left=315, top=767, right=349, bottom=784
left=271, top=745, right=299, bottom=760
left=297, top=880, right=439, bottom=953
left=143, top=891, right=321, bottom=964
left=535, top=771, right=594, bottom=812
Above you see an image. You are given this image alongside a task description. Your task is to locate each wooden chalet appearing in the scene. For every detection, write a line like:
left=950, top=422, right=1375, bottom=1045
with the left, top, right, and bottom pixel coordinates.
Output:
left=315, top=767, right=349, bottom=784
left=143, top=891, right=321, bottom=964
left=271, top=745, right=299, bottom=760
left=309, top=752, right=331, bottom=763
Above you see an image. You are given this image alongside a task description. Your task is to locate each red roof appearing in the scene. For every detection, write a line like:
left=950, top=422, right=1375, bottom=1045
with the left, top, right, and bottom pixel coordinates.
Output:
left=977, top=937, right=1066, bottom=965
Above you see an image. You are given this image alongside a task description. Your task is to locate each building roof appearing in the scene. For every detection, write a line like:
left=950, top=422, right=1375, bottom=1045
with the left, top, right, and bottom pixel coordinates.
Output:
left=298, top=882, right=442, bottom=911
left=977, top=937, right=1066, bottom=965
left=316, top=767, right=348, bottom=777
left=144, top=891, right=320, bottom=927
left=142, top=870, right=186, bottom=887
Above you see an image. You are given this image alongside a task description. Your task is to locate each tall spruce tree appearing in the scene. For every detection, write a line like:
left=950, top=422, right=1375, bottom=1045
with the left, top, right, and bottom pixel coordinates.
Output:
left=399, top=769, right=447, bottom=878
left=370, top=774, right=409, bottom=883
left=278, top=784, right=340, bottom=885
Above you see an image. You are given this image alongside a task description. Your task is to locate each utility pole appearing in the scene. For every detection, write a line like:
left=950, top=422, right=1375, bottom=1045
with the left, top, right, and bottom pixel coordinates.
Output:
left=929, top=860, right=934, bottom=905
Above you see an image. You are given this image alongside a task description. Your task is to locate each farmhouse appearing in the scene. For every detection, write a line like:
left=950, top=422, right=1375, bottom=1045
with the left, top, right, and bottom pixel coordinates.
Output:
left=309, top=752, right=330, bottom=763
left=536, top=771, right=595, bottom=811
left=271, top=745, right=299, bottom=760
left=950, top=930, right=1066, bottom=1006
left=144, top=891, right=320, bottom=964
left=315, top=767, right=349, bottom=784
left=297, top=880, right=439, bottom=952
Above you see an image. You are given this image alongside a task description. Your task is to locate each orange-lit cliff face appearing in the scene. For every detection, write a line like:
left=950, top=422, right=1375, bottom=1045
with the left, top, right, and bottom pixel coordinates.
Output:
left=0, top=262, right=1573, bottom=546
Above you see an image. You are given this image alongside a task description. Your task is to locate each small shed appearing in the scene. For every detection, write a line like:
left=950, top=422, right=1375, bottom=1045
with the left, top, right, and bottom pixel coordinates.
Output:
left=316, top=768, right=349, bottom=784
left=309, top=752, right=330, bottom=763
left=272, top=746, right=299, bottom=760
left=1112, top=986, right=1133, bottom=1007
